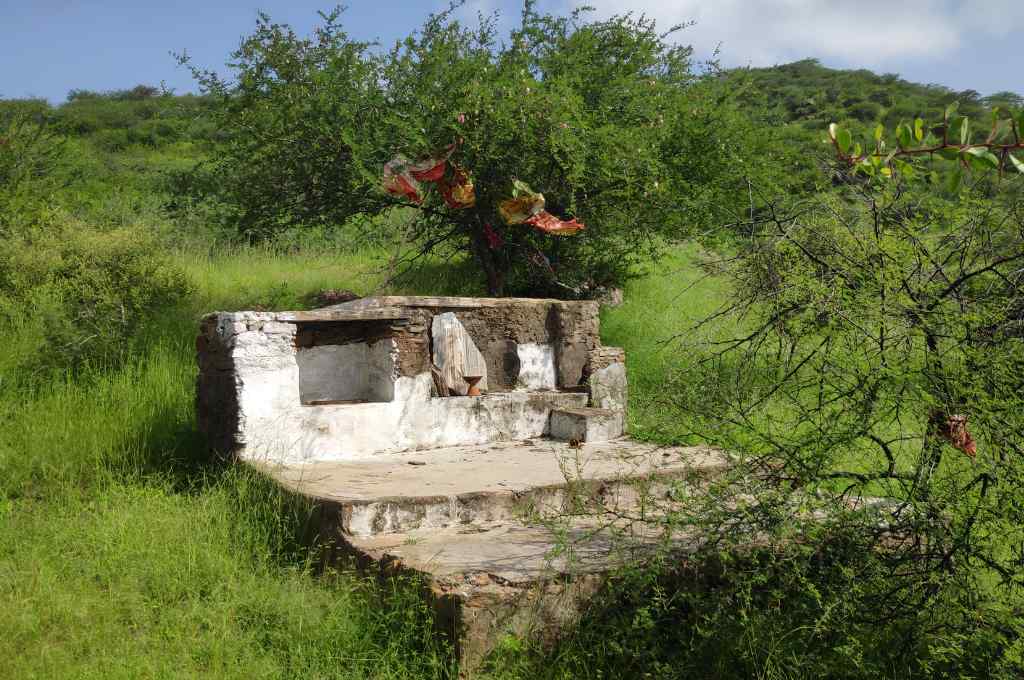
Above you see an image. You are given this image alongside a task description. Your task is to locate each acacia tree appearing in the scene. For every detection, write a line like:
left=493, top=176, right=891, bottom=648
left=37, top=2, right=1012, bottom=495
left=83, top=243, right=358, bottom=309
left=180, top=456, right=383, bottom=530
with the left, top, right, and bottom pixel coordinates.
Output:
left=183, top=3, right=763, bottom=296
left=600, top=108, right=1024, bottom=676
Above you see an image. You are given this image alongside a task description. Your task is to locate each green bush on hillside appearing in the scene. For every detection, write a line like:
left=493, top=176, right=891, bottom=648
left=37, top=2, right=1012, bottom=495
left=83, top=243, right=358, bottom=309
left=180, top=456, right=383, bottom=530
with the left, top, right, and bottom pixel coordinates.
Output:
left=0, top=115, right=192, bottom=377
left=0, top=213, right=193, bottom=376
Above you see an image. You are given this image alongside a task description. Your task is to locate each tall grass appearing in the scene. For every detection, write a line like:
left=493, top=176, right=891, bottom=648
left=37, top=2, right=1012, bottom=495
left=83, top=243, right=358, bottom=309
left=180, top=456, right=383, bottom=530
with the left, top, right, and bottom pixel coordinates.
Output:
left=0, top=241, right=732, bottom=678
left=0, top=246, right=472, bottom=679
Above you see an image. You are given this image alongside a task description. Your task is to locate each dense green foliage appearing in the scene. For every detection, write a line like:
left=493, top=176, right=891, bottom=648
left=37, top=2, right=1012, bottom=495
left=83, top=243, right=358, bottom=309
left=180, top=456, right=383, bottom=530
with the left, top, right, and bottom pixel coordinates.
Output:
left=2, top=6, right=1024, bottom=676
left=0, top=85, right=219, bottom=151
left=0, top=108, right=196, bottom=381
left=183, top=5, right=772, bottom=295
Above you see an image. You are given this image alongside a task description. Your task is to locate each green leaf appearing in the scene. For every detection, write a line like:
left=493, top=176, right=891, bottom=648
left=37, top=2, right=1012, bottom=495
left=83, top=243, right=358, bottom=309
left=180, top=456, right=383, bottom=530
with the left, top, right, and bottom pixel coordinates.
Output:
left=945, top=101, right=959, bottom=121
left=835, top=127, right=852, bottom=154
left=937, top=147, right=960, bottom=161
left=852, top=142, right=862, bottom=157
left=964, top=146, right=1000, bottom=169
left=828, top=123, right=838, bottom=141
left=1009, top=154, right=1024, bottom=174
left=960, top=117, right=970, bottom=145
left=894, top=159, right=915, bottom=179
left=874, top=124, right=884, bottom=142
left=914, top=118, right=924, bottom=142
left=896, top=123, right=912, bottom=149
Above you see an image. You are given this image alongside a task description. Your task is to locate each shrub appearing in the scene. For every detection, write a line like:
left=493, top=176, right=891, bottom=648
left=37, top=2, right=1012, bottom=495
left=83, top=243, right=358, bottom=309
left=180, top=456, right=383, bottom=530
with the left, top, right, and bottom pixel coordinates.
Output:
left=0, top=213, right=193, bottom=375
left=0, top=115, right=64, bottom=230
left=1, top=114, right=192, bottom=376
left=645, top=109, right=1024, bottom=676
left=0, top=98, right=52, bottom=126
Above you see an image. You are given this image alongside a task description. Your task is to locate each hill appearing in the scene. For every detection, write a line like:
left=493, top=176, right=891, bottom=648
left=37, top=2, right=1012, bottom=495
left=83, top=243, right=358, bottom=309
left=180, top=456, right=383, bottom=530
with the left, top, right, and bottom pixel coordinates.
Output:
left=732, top=58, right=1021, bottom=131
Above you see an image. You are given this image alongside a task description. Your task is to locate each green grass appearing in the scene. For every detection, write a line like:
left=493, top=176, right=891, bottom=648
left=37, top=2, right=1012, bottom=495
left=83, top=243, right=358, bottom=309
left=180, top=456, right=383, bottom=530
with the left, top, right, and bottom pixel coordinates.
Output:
left=601, top=243, right=736, bottom=443
left=1, top=481, right=450, bottom=679
left=0, top=247, right=461, bottom=679
left=0, top=242, right=727, bottom=678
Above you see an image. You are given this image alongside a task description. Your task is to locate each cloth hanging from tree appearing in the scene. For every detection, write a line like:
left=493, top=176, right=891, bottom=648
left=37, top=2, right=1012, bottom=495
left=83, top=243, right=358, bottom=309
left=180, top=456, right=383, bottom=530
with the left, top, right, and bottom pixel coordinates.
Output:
left=382, top=144, right=470, bottom=206
left=498, top=180, right=584, bottom=235
left=383, top=154, right=582, bottom=236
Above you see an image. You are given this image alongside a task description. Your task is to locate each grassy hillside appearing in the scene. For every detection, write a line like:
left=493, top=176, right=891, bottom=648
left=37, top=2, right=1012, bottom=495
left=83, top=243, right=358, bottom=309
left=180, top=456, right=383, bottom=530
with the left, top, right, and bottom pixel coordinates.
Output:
left=2, top=53, right=1023, bottom=677
left=734, top=58, right=1021, bottom=131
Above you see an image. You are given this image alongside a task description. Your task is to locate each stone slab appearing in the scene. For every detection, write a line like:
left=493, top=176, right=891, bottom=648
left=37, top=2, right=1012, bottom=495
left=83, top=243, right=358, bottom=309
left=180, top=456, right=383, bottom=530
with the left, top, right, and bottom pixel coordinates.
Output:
left=549, top=407, right=621, bottom=443
left=325, top=295, right=595, bottom=310
left=203, top=307, right=409, bottom=323
left=259, top=439, right=727, bottom=536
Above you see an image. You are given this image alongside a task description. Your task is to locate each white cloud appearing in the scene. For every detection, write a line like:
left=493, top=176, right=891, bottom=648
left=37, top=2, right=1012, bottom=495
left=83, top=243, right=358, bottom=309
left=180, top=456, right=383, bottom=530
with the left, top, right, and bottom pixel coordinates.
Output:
left=554, top=0, right=1022, bottom=68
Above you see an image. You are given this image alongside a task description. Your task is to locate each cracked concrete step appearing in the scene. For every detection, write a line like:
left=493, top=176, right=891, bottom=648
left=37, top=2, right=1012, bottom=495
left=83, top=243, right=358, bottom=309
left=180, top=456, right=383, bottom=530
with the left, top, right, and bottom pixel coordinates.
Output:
left=345, top=515, right=703, bottom=673
left=349, top=517, right=677, bottom=585
left=258, top=439, right=728, bottom=538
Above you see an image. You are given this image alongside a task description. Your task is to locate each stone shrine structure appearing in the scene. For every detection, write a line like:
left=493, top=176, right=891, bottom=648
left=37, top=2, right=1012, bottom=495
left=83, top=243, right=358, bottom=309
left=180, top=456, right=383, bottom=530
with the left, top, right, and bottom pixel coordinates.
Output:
left=196, top=296, right=726, bottom=673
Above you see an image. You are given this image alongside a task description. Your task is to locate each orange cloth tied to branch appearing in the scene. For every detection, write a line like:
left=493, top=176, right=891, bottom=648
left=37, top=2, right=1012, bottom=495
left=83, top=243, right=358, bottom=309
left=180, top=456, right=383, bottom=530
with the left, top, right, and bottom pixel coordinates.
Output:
left=938, top=414, right=978, bottom=458
left=382, top=144, right=472, bottom=207
left=497, top=180, right=584, bottom=235
left=440, top=166, right=475, bottom=209
left=383, top=157, right=582, bottom=236
left=525, top=211, right=585, bottom=235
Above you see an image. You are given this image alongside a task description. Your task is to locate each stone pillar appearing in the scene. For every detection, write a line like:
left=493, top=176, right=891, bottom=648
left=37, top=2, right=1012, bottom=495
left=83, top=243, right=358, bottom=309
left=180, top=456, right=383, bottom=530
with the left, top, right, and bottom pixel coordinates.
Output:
left=553, top=301, right=600, bottom=389
left=585, top=346, right=627, bottom=436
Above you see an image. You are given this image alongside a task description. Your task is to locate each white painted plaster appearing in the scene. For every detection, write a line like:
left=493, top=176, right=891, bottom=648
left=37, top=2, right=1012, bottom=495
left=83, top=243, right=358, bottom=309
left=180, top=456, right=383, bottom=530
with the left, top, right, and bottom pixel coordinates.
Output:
left=515, top=343, right=556, bottom=390
left=218, top=314, right=591, bottom=465
left=236, top=363, right=586, bottom=465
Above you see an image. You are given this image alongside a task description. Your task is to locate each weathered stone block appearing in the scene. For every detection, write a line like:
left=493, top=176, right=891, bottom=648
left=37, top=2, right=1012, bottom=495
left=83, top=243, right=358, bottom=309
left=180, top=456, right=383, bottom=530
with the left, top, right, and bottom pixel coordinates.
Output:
left=432, top=312, right=488, bottom=395
left=586, top=347, right=627, bottom=432
left=549, top=407, right=622, bottom=442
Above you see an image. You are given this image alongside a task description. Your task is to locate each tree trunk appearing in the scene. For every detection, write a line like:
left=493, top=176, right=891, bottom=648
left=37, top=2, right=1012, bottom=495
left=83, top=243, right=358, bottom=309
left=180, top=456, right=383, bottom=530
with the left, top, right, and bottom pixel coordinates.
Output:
left=470, top=230, right=507, bottom=296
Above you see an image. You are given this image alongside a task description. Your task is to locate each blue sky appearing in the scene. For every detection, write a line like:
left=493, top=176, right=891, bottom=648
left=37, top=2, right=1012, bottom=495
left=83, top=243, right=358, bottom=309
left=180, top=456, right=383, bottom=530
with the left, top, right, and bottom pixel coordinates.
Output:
left=2, top=1, right=1021, bottom=103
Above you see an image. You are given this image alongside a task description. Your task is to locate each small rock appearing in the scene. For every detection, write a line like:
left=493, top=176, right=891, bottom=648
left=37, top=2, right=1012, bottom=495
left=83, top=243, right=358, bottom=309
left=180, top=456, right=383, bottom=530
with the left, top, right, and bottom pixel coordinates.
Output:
left=408, top=460, right=427, bottom=466
left=469, top=573, right=491, bottom=586
left=313, top=289, right=361, bottom=307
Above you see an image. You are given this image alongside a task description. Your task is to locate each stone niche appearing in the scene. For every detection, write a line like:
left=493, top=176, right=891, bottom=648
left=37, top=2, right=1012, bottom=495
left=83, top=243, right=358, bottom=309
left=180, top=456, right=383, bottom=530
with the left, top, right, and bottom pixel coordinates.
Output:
left=195, top=296, right=625, bottom=464
left=294, top=321, right=398, bottom=405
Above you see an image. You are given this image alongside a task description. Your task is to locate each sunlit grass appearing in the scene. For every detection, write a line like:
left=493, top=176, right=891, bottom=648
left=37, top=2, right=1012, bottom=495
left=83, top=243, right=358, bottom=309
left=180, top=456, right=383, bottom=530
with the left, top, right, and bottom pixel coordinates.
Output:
left=0, top=242, right=733, bottom=678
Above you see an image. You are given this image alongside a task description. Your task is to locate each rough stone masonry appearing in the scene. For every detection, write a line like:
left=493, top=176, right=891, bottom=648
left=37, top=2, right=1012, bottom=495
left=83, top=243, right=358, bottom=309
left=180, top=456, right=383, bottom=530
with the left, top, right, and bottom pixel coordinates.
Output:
left=195, top=295, right=726, bottom=674
left=196, top=296, right=626, bottom=464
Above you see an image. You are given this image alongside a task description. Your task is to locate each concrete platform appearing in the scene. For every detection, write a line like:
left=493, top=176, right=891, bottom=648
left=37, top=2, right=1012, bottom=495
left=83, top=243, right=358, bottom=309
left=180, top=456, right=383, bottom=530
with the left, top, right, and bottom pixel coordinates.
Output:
left=197, top=295, right=717, bottom=673
left=259, top=439, right=728, bottom=537
left=256, top=439, right=729, bottom=673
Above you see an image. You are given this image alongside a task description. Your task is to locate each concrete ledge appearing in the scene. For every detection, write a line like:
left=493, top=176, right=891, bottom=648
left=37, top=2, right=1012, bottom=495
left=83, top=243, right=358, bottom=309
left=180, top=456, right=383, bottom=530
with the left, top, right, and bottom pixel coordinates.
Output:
left=285, top=440, right=729, bottom=675
left=259, top=439, right=727, bottom=537
left=549, top=407, right=622, bottom=442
